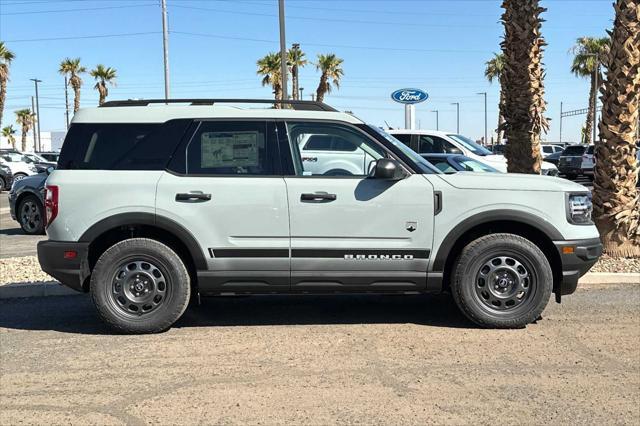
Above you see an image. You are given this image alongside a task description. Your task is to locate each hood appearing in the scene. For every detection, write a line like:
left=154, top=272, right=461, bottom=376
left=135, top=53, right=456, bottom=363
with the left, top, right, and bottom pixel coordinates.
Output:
left=437, top=172, right=589, bottom=192
left=479, top=155, right=556, bottom=171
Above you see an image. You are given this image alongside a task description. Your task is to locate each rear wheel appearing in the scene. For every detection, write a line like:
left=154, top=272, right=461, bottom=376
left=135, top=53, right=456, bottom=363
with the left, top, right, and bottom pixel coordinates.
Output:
left=451, top=233, right=552, bottom=328
left=90, top=238, right=191, bottom=334
left=18, top=195, right=44, bottom=235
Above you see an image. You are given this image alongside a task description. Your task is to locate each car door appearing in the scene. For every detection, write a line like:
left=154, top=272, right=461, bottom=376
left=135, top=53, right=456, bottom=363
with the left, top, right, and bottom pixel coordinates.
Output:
left=281, top=121, right=435, bottom=292
left=156, top=120, right=290, bottom=294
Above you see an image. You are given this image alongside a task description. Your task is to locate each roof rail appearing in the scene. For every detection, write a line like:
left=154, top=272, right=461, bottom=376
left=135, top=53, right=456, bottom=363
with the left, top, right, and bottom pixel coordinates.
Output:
left=99, top=98, right=338, bottom=112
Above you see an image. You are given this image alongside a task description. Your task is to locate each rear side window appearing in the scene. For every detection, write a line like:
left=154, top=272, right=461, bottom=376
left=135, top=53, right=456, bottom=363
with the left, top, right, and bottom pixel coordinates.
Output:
left=562, top=146, right=586, bottom=156
left=391, top=134, right=412, bottom=145
left=417, top=135, right=458, bottom=154
left=303, top=135, right=358, bottom=152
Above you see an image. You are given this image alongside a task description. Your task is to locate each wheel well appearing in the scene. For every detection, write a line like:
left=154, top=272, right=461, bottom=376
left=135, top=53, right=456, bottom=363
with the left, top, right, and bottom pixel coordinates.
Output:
left=16, top=192, right=42, bottom=210
left=85, top=224, right=198, bottom=293
left=441, top=220, right=562, bottom=294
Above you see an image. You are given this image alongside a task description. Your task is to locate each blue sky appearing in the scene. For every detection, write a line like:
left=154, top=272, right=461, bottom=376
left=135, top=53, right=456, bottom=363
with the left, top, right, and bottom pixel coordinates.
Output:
left=1, top=0, right=613, bottom=143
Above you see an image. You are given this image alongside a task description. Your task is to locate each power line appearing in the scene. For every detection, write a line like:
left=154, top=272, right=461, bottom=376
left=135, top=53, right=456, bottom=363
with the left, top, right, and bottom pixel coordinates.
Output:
left=0, top=3, right=155, bottom=15
left=5, top=31, right=161, bottom=43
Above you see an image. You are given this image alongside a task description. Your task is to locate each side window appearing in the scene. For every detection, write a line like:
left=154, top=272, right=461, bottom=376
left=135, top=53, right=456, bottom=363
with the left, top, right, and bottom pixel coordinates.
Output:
left=391, top=133, right=412, bottom=146
left=417, top=135, right=457, bottom=154
left=286, top=122, right=385, bottom=177
left=184, top=121, right=275, bottom=176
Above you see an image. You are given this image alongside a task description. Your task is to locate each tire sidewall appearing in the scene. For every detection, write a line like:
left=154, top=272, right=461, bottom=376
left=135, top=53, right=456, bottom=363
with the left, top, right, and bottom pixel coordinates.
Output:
left=91, top=239, right=190, bottom=334
left=18, top=195, right=45, bottom=235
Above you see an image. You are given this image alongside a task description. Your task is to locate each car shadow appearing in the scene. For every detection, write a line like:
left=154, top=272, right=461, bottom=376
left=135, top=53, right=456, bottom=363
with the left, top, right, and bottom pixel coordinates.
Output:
left=0, top=227, right=25, bottom=235
left=0, top=293, right=476, bottom=335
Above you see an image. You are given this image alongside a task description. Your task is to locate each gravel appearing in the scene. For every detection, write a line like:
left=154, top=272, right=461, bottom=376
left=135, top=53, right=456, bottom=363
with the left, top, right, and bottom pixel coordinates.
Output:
left=1, top=254, right=637, bottom=287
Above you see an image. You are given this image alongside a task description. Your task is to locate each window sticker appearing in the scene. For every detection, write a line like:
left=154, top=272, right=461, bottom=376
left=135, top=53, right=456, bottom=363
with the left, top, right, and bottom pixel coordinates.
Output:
left=200, top=131, right=260, bottom=168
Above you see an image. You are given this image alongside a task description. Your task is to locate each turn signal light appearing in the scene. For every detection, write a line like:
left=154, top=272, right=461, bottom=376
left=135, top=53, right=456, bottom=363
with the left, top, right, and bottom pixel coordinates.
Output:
left=562, top=246, right=575, bottom=254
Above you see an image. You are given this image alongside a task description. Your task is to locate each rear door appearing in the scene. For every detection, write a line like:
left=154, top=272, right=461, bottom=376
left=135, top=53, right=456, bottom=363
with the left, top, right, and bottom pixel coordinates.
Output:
left=281, top=121, right=435, bottom=293
left=156, top=120, right=290, bottom=293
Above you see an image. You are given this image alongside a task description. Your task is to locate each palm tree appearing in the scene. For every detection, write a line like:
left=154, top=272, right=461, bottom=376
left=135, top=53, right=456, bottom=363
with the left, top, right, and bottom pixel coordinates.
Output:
left=315, top=54, right=344, bottom=103
left=571, top=36, right=610, bottom=144
left=59, top=58, right=86, bottom=113
left=257, top=52, right=282, bottom=107
left=15, top=109, right=35, bottom=152
left=2, top=124, right=16, bottom=149
left=499, top=0, right=548, bottom=174
left=485, top=52, right=506, bottom=143
left=90, top=64, right=117, bottom=105
left=0, top=42, right=16, bottom=127
left=592, top=0, right=639, bottom=258
left=288, top=45, right=307, bottom=100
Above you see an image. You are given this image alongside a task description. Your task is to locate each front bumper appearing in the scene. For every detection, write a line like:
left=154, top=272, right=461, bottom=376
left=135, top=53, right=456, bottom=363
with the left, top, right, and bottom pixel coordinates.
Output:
left=553, top=237, right=602, bottom=297
left=37, top=241, right=91, bottom=292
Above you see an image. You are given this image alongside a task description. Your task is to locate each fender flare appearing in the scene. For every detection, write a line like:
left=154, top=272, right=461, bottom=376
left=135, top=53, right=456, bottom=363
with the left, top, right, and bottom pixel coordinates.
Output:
left=79, top=212, right=208, bottom=269
left=432, top=209, right=564, bottom=271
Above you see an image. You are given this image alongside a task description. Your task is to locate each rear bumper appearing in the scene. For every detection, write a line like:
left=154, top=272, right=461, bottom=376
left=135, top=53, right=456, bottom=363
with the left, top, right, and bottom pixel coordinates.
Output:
left=37, top=240, right=90, bottom=292
left=553, top=237, right=602, bottom=296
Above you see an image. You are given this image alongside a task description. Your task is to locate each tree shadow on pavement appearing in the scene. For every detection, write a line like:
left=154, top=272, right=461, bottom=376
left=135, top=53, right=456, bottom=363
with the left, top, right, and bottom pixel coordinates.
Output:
left=0, top=293, right=475, bottom=335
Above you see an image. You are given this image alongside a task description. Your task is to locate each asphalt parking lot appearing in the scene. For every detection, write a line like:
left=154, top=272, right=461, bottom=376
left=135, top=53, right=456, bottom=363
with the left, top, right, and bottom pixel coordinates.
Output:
left=1, top=284, right=639, bottom=425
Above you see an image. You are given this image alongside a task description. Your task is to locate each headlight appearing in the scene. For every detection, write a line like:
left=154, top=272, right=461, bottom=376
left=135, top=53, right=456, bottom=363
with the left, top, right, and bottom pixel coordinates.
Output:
left=566, top=193, right=593, bottom=225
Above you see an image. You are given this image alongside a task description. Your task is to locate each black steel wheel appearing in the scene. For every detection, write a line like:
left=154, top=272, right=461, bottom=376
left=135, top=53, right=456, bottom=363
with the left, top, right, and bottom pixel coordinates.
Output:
left=451, top=233, right=552, bottom=328
left=90, top=238, right=191, bottom=334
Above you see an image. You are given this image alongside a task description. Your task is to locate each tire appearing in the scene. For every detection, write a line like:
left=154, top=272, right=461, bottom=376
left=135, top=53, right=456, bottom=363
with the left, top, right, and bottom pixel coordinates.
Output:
left=18, top=195, right=45, bottom=235
left=90, top=238, right=191, bottom=334
left=451, top=233, right=552, bottom=329
left=0, top=176, right=5, bottom=191
left=13, top=173, right=27, bottom=182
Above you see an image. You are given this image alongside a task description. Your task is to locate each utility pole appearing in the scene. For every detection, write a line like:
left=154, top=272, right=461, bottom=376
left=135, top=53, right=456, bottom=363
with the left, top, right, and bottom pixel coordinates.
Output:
left=431, top=110, right=439, bottom=131
left=278, top=0, right=288, bottom=104
left=477, top=92, right=487, bottom=145
left=592, top=63, right=599, bottom=144
left=559, top=101, right=563, bottom=144
left=30, top=78, right=42, bottom=151
left=31, top=97, right=37, bottom=152
left=64, top=75, right=70, bottom=129
left=451, top=102, right=460, bottom=133
left=161, top=0, right=170, bottom=100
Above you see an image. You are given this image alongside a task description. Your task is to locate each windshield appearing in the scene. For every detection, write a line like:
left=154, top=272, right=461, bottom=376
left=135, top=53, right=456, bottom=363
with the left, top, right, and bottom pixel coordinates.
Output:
left=447, top=134, right=493, bottom=156
left=1, top=152, right=28, bottom=163
left=26, top=153, right=47, bottom=162
left=366, top=125, right=441, bottom=174
left=455, top=158, right=500, bottom=173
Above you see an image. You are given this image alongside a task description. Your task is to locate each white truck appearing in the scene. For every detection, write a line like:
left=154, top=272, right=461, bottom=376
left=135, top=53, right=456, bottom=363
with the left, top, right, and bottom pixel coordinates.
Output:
left=38, top=99, right=601, bottom=334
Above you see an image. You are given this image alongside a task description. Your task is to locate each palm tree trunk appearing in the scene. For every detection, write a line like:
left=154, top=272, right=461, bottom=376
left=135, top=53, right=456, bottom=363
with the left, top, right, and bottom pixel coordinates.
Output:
left=584, top=72, right=596, bottom=144
left=592, top=0, right=640, bottom=258
left=73, top=86, right=81, bottom=113
left=316, top=75, right=328, bottom=103
left=21, top=128, right=27, bottom=152
left=292, top=65, right=299, bottom=100
left=0, top=78, right=6, bottom=126
left=497, top=87, right=505, bottom=143
left=9, top=137, right=15, bottom=149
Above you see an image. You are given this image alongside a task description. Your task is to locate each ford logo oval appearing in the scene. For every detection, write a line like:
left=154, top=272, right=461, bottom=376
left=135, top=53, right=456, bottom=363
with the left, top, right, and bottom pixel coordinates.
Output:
left=391, top=88, right=429, bottom=104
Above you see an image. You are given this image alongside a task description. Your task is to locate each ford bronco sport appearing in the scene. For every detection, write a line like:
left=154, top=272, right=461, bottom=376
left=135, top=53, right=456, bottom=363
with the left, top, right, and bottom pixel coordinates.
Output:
left=37, top=99, right=602, bottom=334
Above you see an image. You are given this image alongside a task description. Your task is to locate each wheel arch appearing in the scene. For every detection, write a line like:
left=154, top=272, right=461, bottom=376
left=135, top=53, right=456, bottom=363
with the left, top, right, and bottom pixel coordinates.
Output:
left=434, top=210, right=564, bottom=294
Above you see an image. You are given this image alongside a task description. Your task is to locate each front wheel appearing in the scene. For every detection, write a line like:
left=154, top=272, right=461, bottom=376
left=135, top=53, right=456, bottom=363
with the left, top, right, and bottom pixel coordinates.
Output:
left=90, top=238, right=191, bottom=334
left=13, top=173, right=27, bottom=182
left=451, top=233, right=552, bottom=328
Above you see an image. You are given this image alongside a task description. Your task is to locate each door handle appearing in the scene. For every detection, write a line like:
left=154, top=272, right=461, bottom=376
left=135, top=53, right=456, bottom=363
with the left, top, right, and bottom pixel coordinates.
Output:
left=300, top=192, right=337, bottom=202
left=175, top=192, right=212, bottom=202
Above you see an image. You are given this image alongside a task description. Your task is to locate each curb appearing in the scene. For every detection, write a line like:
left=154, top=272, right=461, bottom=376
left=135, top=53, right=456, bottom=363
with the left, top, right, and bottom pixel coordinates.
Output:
left=0, top=273, right=638, bottom=300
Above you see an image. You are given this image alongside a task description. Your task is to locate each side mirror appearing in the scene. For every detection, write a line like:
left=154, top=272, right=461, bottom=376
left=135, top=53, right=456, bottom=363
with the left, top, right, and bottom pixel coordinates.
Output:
left=46, top=166, right=55, bottom=175
left=370, top=158, right=405, bottom=180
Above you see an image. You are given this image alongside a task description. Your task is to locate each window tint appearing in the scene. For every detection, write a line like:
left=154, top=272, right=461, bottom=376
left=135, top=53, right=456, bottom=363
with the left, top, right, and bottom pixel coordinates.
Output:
left=562, top=146, right=586, bottom=156
left=58, top=123, right=161, bottom=170
left=287, top=122, right=384, bottom=176
left=391, top=133, right=412, bottom=146
left=184, top=121, right=275, bottom=175
left=417, top=135, right=458, bottom=154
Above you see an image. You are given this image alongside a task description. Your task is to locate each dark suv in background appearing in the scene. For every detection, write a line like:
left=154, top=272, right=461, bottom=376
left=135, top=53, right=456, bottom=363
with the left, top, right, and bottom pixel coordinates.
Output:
left=558, top=145, right=594, bottom=179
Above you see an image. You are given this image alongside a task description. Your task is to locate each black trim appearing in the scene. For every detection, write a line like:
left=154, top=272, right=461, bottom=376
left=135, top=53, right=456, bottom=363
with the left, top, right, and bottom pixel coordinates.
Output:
left=209, top=248, right=289, bottom=258
left=432, top=210, right=564, bottom=271
left=79, top=212, right=208, bottom=270
left=434, top=191, right=442, bottom=215
left=554, top=238, right=602, bottom=297
left=292, top=249, right=430, bottom=259
left=100, top=98, right=338, bottom=111
left=37, top=241, right=90, bottom=292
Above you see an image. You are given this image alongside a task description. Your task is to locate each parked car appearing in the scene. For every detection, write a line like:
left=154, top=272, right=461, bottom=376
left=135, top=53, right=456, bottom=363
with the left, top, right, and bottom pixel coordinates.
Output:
left=558, top=145, right=594, bottom=179
left=38, top=151, right=60, bottom=163
left=388, top=130, right=559, bottom=176
left=0, top=160, right=13, bottom=191
left=544, top=150, right=562, bottom=167
left=22, top=152, right=57, bottom=171
left=541, top=144, right=564, bottom=158
left=421, top=154, right=501, bottom=174
left=0, top=152, right=38, bottom=181
left=8, top=172, right=47, bottom=234
left=38, top=98, right=601, bottom=334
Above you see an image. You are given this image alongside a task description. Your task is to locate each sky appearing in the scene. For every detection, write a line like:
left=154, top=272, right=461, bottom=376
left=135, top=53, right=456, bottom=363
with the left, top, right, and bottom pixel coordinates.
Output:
left=1, top=0, right=614, bottom=143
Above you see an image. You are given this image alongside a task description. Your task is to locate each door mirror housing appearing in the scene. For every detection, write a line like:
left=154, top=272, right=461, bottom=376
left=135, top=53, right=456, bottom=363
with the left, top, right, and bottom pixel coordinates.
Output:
left=46, top=166, right=55, bottom=175
left=370, top=158, right=406, bottom=180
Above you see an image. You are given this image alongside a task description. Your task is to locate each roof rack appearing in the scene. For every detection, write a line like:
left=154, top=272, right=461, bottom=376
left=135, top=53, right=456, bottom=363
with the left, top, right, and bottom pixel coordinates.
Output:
left=99, top=98, right=338, bottom=112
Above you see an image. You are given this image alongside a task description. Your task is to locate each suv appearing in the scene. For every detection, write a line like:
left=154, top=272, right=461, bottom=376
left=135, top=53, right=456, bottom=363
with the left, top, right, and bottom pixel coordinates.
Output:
left=388, top=130, right=559, bottom=176
left=558, top=145, right=594, bottom=179
left=541, top=144, right=564, bottom=157
left=38, top=99, right=602, bottom=334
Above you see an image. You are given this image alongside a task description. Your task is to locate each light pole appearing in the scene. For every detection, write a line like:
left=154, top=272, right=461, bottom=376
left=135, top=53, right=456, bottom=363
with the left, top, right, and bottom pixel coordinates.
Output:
left=559, top=101, right=563, bottom=144
left=30, top=78, right=42, bottom=151
left=278, top=0, right=288, bottom=104
left=477, top=92, right=487, bottom=144
left=299, top=87, right=304, bottom=100
left=31, top=96, right=37, bottom=151
left=161, top=0, right=170, bottom=100
left=431, top=110, right=439, bottom=131
left=451, top=102, right=460, bottom=133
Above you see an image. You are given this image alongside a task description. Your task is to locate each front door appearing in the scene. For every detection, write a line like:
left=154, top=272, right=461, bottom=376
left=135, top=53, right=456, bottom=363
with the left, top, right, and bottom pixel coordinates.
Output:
left=282, top=121, right=435, bottom=292
left=156, top=120, right=290, bottom=294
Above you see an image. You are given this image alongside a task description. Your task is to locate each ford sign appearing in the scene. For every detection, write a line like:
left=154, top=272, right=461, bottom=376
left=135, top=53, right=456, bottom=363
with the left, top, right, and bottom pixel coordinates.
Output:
left=391, top=88, right=429, bottom=104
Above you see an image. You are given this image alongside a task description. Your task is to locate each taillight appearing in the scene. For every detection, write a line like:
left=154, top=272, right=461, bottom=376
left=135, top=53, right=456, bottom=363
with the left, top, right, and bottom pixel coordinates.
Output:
left=44, top=185, right=59, bottom=228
